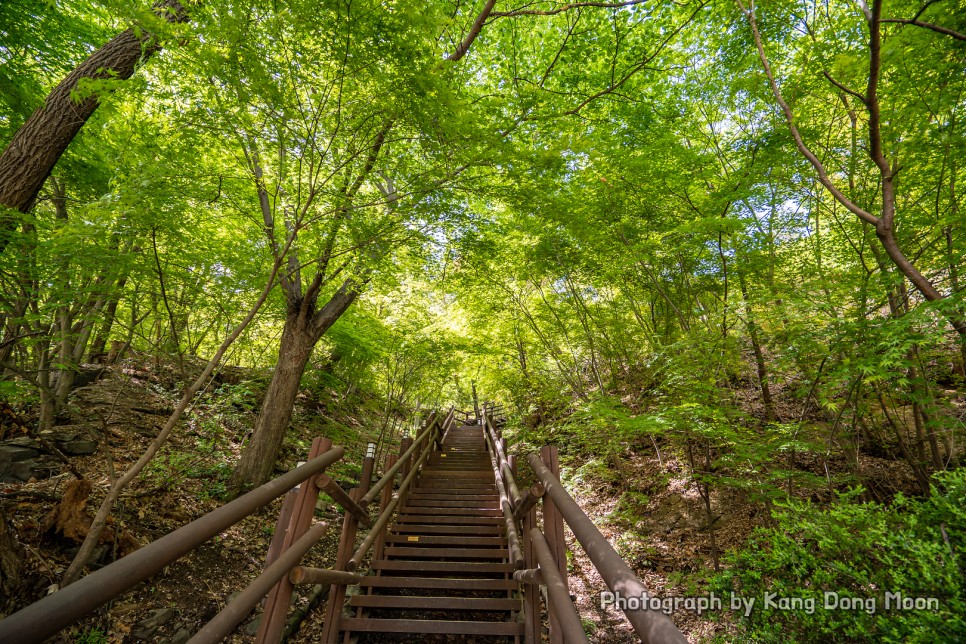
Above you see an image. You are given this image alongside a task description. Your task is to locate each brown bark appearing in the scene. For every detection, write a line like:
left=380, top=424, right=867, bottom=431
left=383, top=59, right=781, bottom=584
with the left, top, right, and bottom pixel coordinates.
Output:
left=739, top=272, right=775, bottom=422
left=61, top=253, right=283, bottom=587
left=0, top=509, right=24, bottom=616
left=88, top=273, right=129, bottom=362
left=228, top=278, right=364, bottom=493
left=447, top=0, right=499, bottom=61
left=0, top=1, right=188, bottom=249
left=881, top=17, right=966, bottom=41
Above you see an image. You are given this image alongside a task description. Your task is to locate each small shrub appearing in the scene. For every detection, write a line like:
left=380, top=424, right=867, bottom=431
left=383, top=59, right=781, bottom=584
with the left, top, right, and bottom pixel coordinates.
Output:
left=609, top=490, right=650, bottom=526
left=74, top=628, right=107, bottom=644
left=709, top=469, right=966, bottom=642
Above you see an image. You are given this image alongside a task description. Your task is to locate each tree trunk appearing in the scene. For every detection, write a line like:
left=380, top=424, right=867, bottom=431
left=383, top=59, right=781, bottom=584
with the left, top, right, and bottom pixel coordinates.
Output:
left=738, top=272, right=775, bottom=422
left=88, top=280, right=126, bottom=362
left=0, top=1, right=188, bottom=249
left=229, top=278, right=363, bottom=493
left=228, top=315, right=316, bottom=493
left=0, top=509, right=24, bottom=616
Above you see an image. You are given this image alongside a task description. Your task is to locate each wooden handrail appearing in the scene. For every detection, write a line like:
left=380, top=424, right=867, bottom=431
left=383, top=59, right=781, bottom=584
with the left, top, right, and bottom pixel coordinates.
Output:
left=484, top=413, right=522, bottom=504
left=527, top=453, right=687, bottom=644
left=483, top=422, right=524, bottom=568
left=514, top=481, right=545, bottom=520
left=346, top=423, right=438, bottom=571
left=0, top=446, right=345, bottom=644
left=531, top=528, right=591, bottom=644
left=189, top=521, right=332, bottom=644
left=361, top=412, right=440, bottom=506
left=316, top=473, right=372, bottom=527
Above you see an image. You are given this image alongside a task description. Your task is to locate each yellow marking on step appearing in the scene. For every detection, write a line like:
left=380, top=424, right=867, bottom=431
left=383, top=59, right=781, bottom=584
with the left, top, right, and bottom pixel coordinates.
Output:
left=408, top=536, right=419, bottom=542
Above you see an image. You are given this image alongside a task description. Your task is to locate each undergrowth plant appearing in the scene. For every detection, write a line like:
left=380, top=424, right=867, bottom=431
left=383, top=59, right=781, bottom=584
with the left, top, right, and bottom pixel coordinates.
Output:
left=710, top=469, right=966, bottom=642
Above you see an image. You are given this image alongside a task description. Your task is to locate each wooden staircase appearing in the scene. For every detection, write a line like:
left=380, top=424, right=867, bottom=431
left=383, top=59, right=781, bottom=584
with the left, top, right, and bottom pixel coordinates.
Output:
left=0, top=403, right=687, bottom=644
left=341, top=423, right=525, bottom=642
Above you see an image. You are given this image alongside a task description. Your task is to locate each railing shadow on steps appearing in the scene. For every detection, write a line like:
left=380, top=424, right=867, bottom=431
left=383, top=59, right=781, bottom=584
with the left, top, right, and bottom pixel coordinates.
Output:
left=0, top=406, right=456, bottom=644
left=480, top=404, right=687, bottom=644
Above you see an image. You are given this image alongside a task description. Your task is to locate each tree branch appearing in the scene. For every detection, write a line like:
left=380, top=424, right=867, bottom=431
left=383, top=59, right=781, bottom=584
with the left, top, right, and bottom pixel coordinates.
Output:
left=735, top=0, right=879, bottom=225
left=448, top=0, right=499, bottom=61
left=557, top=0, right=707, bottom=117
left=881, top=17, right=966, bottom=40
left=821, top=71, right=867, bottom=105
left=493, top=0, right=650, bottom=17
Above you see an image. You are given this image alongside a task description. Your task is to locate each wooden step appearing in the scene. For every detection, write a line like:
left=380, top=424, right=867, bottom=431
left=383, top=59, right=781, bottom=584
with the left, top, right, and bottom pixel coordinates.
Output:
left=430, top=453, right=488, bottom=458
left=416, top=472, right=493, bottom=477
left=394, top=515, right=502, bottom=525
left=426, top=464, right=490, bottom=468
left=415, top=478, right=495, bottom=485
left=412, top=483, right=497, bottom=492
left=391, top=523, right=503, bottom=535
left=341, top=617, right=524, bottom=636
left=407, top=493, right=500, bottom=501
left=432, top=451, right=487, bottom=456
left=358, top=577, right=519, bottom=591
left=416, top=472, right=491, bottom=478
left=405, top=499, right=500, bottom=508
left=384, top=546, right=509, bottom=559
left=398, top=507, right=502, bottom=517
left=350, top=596, right=521, bottom=611
left=371, top=560, right=516, bottom=574
left=385, top=535, right=507, bottom=546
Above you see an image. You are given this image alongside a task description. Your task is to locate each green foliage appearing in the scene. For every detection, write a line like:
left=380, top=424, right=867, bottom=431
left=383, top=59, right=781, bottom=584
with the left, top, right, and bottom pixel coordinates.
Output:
left=555, top=395, right=660, bottom=453
left=568, top=457, right=619, bottom=487
left=710, top=470, right=966, bottom=642
left=213, top=381, right=261, bottom=413
left=146, top=415, right=235, bottom=500
left=609, top=490, right=651, bottom=526
left=72, top=627, right=108, bottom=644
left=1, top=3, right=964, bottom=637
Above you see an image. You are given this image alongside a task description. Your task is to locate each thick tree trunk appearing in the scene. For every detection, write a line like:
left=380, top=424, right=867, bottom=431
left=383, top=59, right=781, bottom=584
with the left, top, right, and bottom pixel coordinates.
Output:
left=0, top=2, right=187, bottom=250
left=227, top=316, right=316, bottom=493
left=229, top=278, right=363, bottom=493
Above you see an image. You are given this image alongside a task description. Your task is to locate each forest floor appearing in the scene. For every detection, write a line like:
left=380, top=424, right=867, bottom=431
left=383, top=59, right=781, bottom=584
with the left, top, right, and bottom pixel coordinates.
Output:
left=0, top=354, right=385, bottom=644
left=528, top=372, right=955, bottom=643
left=1, top=355, right=955, bottom=643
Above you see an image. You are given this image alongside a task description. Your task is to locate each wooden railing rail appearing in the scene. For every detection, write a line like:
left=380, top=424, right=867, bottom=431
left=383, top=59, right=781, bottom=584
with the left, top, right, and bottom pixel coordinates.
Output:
left=0, top=442, right=346, bottom=644
left=318, top=406, right=452, bottom=642
left=480, top=401, right=688, bottom=644
left=526, top=452, right=688, bottom=644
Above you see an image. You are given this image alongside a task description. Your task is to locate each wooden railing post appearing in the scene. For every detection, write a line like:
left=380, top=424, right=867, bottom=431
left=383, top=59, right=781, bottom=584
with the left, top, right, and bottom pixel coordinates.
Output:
left=511, top=453, right=539, bottom=644
left=372, top=454, right=397, bottom=563
left=319, top=444, right=376, bottom=643
left=398, top=435, right=414, bottom=480
left=256, top=437, right=331, bottom=644
left=540, top=445, right=567, bottom=644
left=472, top=381, right=480, bottom=421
